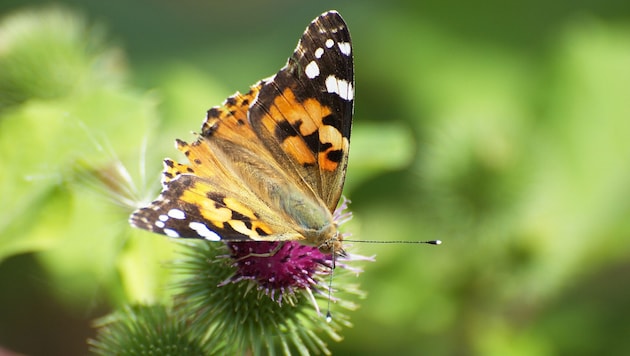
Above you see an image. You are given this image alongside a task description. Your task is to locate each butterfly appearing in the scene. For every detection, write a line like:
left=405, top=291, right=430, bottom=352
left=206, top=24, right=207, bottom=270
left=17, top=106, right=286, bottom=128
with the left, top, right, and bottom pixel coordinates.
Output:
left=129, top=10, right=354, bottom=256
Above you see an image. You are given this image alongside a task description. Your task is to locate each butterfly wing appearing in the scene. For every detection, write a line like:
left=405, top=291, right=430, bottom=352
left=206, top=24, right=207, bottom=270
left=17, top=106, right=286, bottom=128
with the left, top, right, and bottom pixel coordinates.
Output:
left=131, top=88, right=303, bottom=242
left=249, top=11, right=354, bottom=212
left=130, top=11, right=353, bottom=243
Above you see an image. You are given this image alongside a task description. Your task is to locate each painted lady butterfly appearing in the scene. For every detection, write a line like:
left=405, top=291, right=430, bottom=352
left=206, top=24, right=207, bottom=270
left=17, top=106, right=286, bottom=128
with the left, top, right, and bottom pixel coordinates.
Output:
left=130, top=10, right=354, bottom=256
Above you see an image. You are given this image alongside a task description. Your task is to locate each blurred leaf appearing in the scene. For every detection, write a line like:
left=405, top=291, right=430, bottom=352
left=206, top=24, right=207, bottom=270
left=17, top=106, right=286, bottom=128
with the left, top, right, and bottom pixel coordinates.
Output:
left=345, top=122, right=415, bottom=193
left=0, top=6, right=165, bottom=308
left=0, top=6, right=125, bottom=110
left=515, top=18, right=630, bottom=298
left=0, top=88, right=157, bottom=259
left=117, top=230, right=177, bottom=304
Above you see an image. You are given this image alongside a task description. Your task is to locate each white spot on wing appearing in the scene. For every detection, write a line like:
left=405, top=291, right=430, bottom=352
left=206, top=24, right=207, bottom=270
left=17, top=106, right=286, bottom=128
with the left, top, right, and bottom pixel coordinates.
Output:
left=305, top=60, right=320, bottom=79
left=325, top=39, right=334, bottom=48
left=163, top=228, right=179, bottom=237
left=314, top=47, right=324, bottom=59
left=325, top=75, right=354, bottom=101
left=167, top=208, right=186, bottom=220
left=189, top=222, right=221, bottom=241
left=337, top=42, right=351, bottom=56
left=155, top=221, right=165, bottom=228
left=159, top=214, right=168, bottom=222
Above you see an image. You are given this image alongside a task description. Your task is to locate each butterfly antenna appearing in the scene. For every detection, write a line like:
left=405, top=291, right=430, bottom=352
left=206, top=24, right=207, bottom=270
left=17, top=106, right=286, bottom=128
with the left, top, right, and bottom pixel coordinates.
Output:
left=325, top=240, right=439, bottom=320
left=344, top=239, right=442, bottom=245
left=326, top=270, right=333, bottom=323
left=325, top=247, right=337, bottom=323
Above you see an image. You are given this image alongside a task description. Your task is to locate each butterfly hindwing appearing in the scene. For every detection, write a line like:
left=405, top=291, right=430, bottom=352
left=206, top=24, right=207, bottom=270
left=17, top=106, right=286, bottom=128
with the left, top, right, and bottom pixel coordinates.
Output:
left=130, top=173, right=303, bottom=242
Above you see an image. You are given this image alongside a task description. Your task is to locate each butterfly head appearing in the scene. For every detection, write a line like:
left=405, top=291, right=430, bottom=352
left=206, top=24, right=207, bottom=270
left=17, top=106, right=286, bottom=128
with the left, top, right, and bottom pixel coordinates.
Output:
left=314, top=228, right=346, bottom=257
left=318, top=239, right=346, bottom=257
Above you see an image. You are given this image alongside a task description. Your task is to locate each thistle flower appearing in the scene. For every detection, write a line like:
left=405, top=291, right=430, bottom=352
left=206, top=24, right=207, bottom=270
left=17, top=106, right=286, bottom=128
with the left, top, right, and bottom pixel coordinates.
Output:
left=221, top=198, right=367, bottom=303
left=174, top=242, right=366, bottom=355
left=222, top=241, right=332, bottom=305
left=90, top=305, right=210, bottom=355
left=173, top=200, right=372, bottom=355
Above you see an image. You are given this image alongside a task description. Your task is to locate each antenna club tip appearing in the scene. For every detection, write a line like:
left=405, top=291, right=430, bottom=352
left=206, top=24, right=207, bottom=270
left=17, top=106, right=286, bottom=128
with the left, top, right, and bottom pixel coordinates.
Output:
left=325, top=311, right=332, bottom=323
left=433, top=240, right=442, bottom=245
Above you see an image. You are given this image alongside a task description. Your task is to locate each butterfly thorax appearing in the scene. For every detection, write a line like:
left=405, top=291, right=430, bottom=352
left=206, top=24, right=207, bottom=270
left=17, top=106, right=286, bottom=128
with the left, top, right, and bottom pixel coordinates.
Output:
left=295, top=211, right=342, bottom=255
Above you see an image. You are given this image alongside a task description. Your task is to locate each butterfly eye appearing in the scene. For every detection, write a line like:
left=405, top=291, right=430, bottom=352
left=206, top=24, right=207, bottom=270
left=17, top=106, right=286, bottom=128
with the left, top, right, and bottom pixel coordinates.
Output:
left=317, top=239, right=346, bottom=258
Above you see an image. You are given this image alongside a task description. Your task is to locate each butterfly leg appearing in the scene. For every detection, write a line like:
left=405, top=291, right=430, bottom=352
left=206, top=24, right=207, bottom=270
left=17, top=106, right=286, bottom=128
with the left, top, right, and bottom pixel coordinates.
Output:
left=233, top=241, right=286, bottom=261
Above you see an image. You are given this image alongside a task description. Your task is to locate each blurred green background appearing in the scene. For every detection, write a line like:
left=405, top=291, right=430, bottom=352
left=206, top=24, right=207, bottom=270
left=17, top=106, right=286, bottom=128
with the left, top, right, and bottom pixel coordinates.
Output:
left=1, top=0, right=630, bottom=355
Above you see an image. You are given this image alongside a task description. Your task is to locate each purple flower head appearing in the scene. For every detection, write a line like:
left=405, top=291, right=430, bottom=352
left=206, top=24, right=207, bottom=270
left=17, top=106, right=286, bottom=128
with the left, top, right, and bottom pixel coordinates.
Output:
left=220, top=197, right=368, bottom=306
left=224, top=241, right=331, bottom=302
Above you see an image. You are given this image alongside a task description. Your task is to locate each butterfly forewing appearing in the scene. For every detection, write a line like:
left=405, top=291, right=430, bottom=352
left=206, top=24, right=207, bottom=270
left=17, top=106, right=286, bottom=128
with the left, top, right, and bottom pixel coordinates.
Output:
left=249, top=11, right=353, bottom=212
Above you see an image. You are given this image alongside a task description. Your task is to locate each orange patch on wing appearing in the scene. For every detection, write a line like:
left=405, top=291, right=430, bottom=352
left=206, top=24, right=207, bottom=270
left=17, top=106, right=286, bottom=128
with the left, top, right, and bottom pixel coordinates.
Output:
left=174, top=139, right=223, bottom=181
left=180, top=182, right=232, bottom=225
left=296, top=97, right=331, bottom=135
left=282, top=136, right=316, bottom=165
left=223, top=196, right=256, bottom=220
left=260, top=88, right=346, bottom=169
left=317, top=125, right=346, bottom=171
left=180, top=180, right=275, bottom=238
left=318, top=124, right=342, bottom=144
